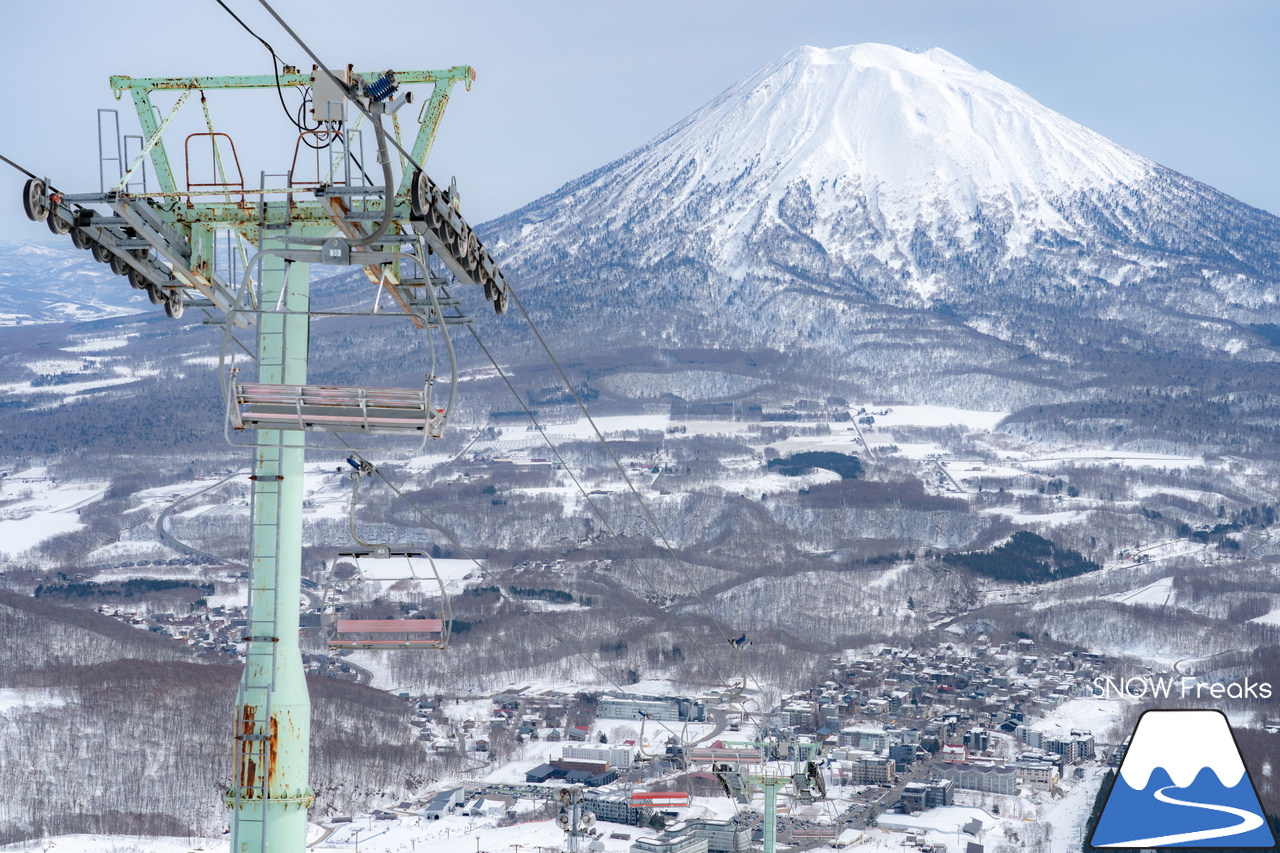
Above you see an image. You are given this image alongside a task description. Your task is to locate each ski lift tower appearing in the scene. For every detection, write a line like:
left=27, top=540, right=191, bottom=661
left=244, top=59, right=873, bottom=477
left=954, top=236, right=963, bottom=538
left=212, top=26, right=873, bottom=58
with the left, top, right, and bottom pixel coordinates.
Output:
left=697, top=740, right=827, bottom=853
left=18, top=55, right=511, bottom=853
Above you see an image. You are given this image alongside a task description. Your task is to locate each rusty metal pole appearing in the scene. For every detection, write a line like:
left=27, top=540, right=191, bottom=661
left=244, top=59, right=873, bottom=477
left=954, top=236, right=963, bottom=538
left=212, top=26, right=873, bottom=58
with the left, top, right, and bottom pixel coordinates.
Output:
left=226, top=230, right=314, bottom=852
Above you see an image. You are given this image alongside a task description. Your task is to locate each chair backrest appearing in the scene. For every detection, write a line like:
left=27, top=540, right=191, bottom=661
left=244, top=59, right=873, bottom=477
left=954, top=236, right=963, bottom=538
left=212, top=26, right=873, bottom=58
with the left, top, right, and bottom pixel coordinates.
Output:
left=328, top=618, right=445, bottom=650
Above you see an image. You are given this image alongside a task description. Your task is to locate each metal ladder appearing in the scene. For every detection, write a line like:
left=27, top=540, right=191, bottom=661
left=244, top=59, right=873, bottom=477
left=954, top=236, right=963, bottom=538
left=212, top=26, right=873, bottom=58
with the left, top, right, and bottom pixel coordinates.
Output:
left=229, top=176, right=292, bottom=853
left=97, top=109, right=146, bottom=194
left=231, top=468, right=283, bottom=853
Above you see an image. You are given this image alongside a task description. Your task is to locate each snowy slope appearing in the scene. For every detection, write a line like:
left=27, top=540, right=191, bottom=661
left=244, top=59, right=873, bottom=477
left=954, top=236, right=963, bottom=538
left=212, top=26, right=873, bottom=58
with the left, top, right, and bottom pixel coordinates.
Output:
left=497, top=45, right=1160, bottom=298
left=0, top=241, right=150, bottom=324
left=484, top=43, right=1280, bottom=335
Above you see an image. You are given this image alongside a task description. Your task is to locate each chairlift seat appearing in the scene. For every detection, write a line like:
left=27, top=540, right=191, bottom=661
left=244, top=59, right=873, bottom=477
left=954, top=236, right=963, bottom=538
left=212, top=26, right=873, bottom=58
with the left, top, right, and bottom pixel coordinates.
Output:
left=339, top=548, right=427, bottom=560
left=232, top=382, right=433, bottom=434
left=629, top=792, right=691, bottom=807
left=328, top=618, right=445, bottom=650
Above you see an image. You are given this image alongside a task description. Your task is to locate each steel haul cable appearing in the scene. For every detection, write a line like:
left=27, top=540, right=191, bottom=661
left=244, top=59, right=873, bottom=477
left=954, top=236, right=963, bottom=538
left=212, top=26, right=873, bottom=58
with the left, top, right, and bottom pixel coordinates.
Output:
left=331, top=434, right=717, bottom=750
left=502, top=282, right=777, bottom=720
left=458, top=317, right=743, bottom=693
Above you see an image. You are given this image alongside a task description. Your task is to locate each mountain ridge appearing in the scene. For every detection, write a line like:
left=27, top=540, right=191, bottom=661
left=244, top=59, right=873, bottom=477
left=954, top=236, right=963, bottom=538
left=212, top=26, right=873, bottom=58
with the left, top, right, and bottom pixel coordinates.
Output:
left=484, top=42, right=1280, bottom=320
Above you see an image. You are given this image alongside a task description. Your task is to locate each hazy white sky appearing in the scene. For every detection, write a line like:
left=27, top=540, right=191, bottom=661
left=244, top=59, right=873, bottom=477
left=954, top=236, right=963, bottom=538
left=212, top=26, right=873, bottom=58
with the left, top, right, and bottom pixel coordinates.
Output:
left=1, top=1, right=1277, bottom=236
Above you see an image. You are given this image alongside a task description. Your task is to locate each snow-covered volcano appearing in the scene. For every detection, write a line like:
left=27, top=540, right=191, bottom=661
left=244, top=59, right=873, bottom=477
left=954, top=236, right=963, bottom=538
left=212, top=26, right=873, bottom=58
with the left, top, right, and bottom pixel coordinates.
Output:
left=476, top=43, right=1280, bottom=431
left=495, top=43, right=1171, bottom=300
left=486, top=43, right=1280, bottom=319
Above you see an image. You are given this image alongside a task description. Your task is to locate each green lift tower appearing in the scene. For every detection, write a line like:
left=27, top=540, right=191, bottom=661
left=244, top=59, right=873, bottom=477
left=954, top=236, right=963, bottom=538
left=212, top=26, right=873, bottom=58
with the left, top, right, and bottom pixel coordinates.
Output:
left=17, top=39, right=510, bottom=853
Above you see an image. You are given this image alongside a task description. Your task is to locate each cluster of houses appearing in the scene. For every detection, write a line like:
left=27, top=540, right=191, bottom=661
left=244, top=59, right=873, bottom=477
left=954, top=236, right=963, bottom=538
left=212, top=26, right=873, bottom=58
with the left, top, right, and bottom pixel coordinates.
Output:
left=760, top=639, right=1109, bottom=809
left=486, top=692, right=597, bottom=744
left=95, top=601, right=250, bottom=655
left=782, top=638, right=1107, bottom=731
left=495, top=638, right=1112, bottom=830
left=91, top=593, right=400, bottom=683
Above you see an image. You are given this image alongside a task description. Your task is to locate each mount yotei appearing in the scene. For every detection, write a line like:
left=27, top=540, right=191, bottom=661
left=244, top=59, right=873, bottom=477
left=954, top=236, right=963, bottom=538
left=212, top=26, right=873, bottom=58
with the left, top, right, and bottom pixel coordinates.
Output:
left=485, top=43, right=1280, bottom=452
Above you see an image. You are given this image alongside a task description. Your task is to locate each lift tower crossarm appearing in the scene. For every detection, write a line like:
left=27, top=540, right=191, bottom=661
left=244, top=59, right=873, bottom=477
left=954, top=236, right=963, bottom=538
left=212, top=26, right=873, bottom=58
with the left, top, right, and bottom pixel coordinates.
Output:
left=109, top=67, right=474, bottom=208
left=109, top=68, right=474, bottom=92
left=126, top=86, right=180, bottom=194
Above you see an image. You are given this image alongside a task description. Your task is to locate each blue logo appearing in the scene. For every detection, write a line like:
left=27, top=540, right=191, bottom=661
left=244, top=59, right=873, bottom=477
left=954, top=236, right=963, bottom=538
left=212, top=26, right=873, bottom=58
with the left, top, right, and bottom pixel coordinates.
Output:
left=1091, top=709, right=1275, bottom=848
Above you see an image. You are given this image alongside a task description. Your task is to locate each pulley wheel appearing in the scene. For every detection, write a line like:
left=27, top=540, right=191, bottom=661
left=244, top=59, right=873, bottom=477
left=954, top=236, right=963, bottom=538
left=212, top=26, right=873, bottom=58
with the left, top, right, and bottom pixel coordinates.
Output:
left=410, top=170, right=431, bottom=218
left=425, top=189, right=444, bottom=228
left=21, top=178, right=48, bottom=222
left=109, top=254, right=130, bottom=276
left=90, top=241, right=112, bottom=264
left=164, top=291, right=185, bottom=320
left=452, top=230, right=474, bottom=259
left=494, top=288, right=509, bottom=315
left=127, top=267, right=148, bottom=290
left=46, top=210, right=70, bottom=235
left=430, top=217, right=449, bottom=247
left=70, top=228, right=91, bottom=251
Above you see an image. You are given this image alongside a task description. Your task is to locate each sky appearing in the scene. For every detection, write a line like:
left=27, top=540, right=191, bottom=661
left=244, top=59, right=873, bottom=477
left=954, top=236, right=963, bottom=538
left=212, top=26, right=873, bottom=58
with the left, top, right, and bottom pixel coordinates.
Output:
left=1, top=1, right=1278, bottom=238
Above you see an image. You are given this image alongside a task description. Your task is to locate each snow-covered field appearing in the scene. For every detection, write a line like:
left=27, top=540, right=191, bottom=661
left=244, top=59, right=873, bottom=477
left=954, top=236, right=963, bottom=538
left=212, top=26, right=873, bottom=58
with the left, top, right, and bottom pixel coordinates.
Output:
left=0, top=469, right=106, bottom=558
left=0, top=688, right=66, bottom=715
left=345, top=557, right=476, bottom=589
left=1029, top=696, right=1131, bottom=740
left=0, top=835, right=224, bottom=853
left=1023, top=450, right=1205, bottom=470
left=862, top=405, right=1008, bottom=431
left=312, top=813, right=638, bottom=853
left=877, top=804, right=991, bottom=833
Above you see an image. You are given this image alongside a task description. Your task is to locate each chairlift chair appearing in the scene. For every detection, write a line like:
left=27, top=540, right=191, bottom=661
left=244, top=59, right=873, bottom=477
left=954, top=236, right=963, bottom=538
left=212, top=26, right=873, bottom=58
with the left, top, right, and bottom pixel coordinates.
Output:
left=220, top=238, right=457, bottom=452
left=230, top=378, right=440, bottom=435
left=329, top=617, right=445, bottom=650
left=321, top=543, right=452, bottom=652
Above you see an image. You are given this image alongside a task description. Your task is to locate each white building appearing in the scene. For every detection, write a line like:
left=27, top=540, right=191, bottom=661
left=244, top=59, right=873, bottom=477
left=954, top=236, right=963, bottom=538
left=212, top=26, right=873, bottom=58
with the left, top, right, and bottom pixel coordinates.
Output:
left=631, top=836, right=709, bottom=853
left=563, top=745, right=634, bottom=769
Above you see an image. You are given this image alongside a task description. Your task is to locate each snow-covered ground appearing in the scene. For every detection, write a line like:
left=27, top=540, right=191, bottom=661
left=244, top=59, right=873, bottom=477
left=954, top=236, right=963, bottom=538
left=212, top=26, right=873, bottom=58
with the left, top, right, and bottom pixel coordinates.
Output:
left=1022, top=450, right=1204, bottom=470
left=1029, top=696, right=1131, bottom=740
left=877, top=804, right=991, bottom=833
left=345, top=556, right=476, bottom=589
left=0, top=688, right=66, bottom=715
left=0, top=469, right=106, bottom=558
left=0, top=835, right=224, bottom=853
left=1249, top=607, right=1280, bottom=626
left=980, top=507, right=1085, bottom=525
left=313, top=813, right=638, bottom=853
left=60, top=336, right=133, bottom=353
left=861, top=405, right=1008, bottom=431
left=1107, top=576, right=1176, bottom=607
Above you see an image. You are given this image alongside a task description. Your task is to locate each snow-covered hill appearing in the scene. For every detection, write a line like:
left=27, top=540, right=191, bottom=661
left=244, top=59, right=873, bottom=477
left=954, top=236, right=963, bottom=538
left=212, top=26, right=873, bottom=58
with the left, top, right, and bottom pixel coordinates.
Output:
left=496, top=44, right=1158, bottom=296
left=6, top=45, right=1280, bottom=457
left=484, top=43, right=1280, bottom=355
left=0, top=241, right=150, bottom=325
